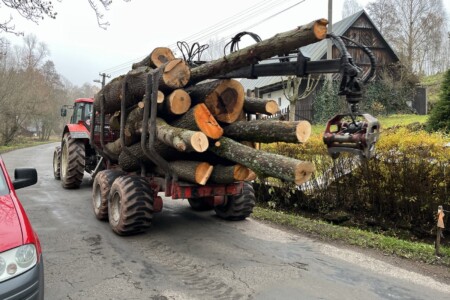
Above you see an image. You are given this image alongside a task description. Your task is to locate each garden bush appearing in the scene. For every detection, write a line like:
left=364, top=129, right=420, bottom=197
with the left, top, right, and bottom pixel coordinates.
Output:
left=257, top=126, right=450, bottom=237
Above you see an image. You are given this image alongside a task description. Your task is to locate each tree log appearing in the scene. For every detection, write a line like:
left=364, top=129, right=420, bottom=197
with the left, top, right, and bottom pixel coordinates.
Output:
left=186, top=79, right=244, bottom=124
left=244, top=96, right=279, bottom=115
left=132, top=47, right=175, bottom=69
left=189, top=19, right=328, bottom=85
left=209, top=136, right=315, bottom=185
left=161, top=89, right=191, bottom=116
left=223, top=120, right=311, bottom=143
left=118, top=141, right=182, bottom=172
left=170, top=103, right=223, bottom=139
left=94, top=60, right=190, bottom=114
left=155, top=118, right=208, bottom=153
left=155, top=161, right=213, bottom=185
left=209, top=164, right=250, bottom=184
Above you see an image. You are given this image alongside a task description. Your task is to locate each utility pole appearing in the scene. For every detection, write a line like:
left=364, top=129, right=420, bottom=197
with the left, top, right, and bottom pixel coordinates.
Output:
left=327, top=0, right=333, bottom=85
left=94, top=72, right=110, bottom=88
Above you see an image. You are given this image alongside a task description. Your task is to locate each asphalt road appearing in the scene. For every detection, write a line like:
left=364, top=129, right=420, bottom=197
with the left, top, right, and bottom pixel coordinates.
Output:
left=3, top=142, right=450, bottom=300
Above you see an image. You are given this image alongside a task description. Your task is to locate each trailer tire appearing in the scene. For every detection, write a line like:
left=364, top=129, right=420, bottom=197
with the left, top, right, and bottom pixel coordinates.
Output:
left=108, top=175, right=154, bottom=236
left=61, top=134, right=85, bottom=189
left=214, top=182, right=255, bottom=221
left=92, top=170, right=125, bottom=221
left=188, top=197, right=214, bottom=211
left=53, top=146, right=61, bottom=180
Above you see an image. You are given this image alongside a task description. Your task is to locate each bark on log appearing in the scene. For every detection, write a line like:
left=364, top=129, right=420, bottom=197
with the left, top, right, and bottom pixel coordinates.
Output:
left=186, top=79, right=244, bottom=124
left=209, top=164, right=250, bottom=184
left=155, top=161, right=213, bottom=185
left=118, top=141, right=182, bottom=172
left=170, top=103, right=223, bottom=139
left=189, top=19, right=328, bottom=85
left=209, top=136, right=315, bottom=185
left=132, top=47, right=175, bottom=69
left=94, top=60, right=190, bottom=114
left=121, top=103, right=209, bottom=152
left=155, top=118, right=208, bottom=153
left=244, top=97, right=279, bottom=115
left=223, top=120, right=311, bottom=143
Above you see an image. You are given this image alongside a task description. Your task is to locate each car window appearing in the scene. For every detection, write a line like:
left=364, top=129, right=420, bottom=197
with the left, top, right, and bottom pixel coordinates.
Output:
left=0, top=167, right=9, bottom=196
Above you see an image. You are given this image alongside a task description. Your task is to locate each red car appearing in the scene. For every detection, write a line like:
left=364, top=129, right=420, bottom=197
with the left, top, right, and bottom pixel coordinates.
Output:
left=0, top=156, right=43, bottom=299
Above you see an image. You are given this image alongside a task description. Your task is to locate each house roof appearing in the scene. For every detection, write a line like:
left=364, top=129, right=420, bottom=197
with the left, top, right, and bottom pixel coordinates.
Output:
left=240, top=10, right=398, bottom=92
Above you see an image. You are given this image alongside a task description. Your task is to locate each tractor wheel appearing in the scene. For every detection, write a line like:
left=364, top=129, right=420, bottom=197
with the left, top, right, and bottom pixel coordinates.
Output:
left=60, top=134, right=85, bottom=189
left=214, top=182, right=256, bottom=221
left=188, top=197, right=215, bottom=211
left=92, top=170, right=125, bottom=221
left=108, top=175, right=154, bottom=236
left=53, top=146, right=61, bottom=180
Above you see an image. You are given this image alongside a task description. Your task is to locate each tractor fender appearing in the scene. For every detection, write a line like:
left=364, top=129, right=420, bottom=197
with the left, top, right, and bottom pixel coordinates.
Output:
left=63, top=123, right=90, bottom=140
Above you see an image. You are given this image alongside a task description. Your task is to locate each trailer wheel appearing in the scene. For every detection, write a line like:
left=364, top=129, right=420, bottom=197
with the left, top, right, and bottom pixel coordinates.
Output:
left=92, top=170, right=125, bottom=221
left=53, top=146, right=61, bottom=180
left=108, top=175, right=154, bottom=236
left=214, top=182, right=255, bottom=220
left=61, top=134, right=85, bottom=189
left=188, top=197, right=214, bottom=211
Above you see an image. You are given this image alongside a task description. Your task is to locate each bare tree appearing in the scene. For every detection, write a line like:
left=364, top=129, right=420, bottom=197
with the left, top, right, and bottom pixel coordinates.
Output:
left=366, top=0, right=448, bottom=75
left=365, top=0, right=397, bottom=42
left=342, top=0, right=363, bottom=18
left=0, top=0, right=130, bottom=35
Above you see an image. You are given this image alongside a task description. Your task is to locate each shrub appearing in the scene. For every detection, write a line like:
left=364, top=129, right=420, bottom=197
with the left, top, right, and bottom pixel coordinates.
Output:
left=258, top=126, right=450, bottom=236
left=426, top=68, right=450, bottom=133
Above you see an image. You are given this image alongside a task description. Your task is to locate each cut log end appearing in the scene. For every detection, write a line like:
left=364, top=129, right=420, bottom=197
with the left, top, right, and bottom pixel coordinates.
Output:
left=234, top=165, right=250, bottom=181
left=296, top=120, right=312, bottom=143
left=294, top=162, right=316, bottom=185
left=152, top=47, right=176, bottom=67
left=196, top=163, right=214, bottom=185
left=245, top=170, right=257, bottom=181
left=265, top=100, right=279, bottom=115
left=205, top=79, right=244, bottom=124
left=190, top=132, right=209, bottom=153
left=167, top=89, right=191, bottom=115
left=195, top=103, right=224, bottom=139
left=163, top=59, right=191, bottom=89
left=313, top=19, right=329, bottom=40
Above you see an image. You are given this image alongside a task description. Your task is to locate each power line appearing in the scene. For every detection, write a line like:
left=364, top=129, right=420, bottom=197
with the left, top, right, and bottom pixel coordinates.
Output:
left=101, top=0, right=308, bottom=77
left=102, top=0, right=288, bottom=75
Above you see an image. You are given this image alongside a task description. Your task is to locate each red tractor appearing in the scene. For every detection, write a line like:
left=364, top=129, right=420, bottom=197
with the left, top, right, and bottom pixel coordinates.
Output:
left=53, top=98, right=108, bottom=189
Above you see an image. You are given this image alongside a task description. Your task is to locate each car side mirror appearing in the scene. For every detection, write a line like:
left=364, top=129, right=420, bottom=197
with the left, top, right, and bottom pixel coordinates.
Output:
left=13, top=168, right=38, bottom=190
left=61, top=107, right=67, bottom=117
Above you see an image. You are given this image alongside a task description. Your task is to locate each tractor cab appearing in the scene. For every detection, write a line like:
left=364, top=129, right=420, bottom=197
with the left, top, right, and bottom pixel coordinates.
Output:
left=61, top=98, right=94, bottom=127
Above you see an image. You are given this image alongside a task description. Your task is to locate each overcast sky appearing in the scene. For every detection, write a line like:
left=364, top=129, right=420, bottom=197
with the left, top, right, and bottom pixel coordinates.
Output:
left=2, top=0, right=449, bottom=87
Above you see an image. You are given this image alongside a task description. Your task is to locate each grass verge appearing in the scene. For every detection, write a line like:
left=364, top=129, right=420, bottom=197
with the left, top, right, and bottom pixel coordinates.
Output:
left=0, top=139, right=57, bottom=154
left=252, top=206, right=450, bottom=266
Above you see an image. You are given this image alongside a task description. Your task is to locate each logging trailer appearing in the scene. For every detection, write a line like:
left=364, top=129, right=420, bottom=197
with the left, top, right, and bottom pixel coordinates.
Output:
left=52, top=19, right=379, bottom=236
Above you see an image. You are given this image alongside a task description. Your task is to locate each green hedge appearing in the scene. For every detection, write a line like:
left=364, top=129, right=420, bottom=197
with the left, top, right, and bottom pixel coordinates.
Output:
left=258, top=126, right=450, bottom=236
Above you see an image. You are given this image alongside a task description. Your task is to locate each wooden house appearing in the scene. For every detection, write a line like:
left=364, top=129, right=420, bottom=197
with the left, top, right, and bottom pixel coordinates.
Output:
left=239, top=10, right=404, bottom=121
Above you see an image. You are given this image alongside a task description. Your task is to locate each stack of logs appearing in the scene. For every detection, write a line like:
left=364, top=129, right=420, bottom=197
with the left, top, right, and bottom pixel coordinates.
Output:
left=93, top=19, right=329, bottom=186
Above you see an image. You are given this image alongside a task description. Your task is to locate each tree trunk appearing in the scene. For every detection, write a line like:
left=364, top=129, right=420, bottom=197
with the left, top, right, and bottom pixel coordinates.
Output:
left=223, top=120, right=311, bottom=143
left=94, top=60, right=190, bottom=114
left=209, top=136, right=315, bottom=185
left=170, top=103, right=223, bottom=139
left=155, top=118, right=208, bottom=153
left=188, top=19, right=328, bottom=85
left=209, top=164, right=250, bottom=184
left=160, top=89, right=191, bottom=116
left=155, top=161, right=213, bottom=185
left=186, top=79, right=244, bottom=124
left=118, top=141, right=182, bottom=172
left=132, top=47, right=175, bottom=69
left=244, top=96, right=279, bottom=115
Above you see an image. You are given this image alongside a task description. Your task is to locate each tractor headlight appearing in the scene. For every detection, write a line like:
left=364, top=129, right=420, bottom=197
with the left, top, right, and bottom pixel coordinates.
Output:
left=0, top=244, right=37, bottom=282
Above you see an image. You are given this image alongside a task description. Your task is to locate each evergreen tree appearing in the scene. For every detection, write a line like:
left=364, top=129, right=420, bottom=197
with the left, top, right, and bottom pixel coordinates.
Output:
left=426, top=69, right=450, bottom=133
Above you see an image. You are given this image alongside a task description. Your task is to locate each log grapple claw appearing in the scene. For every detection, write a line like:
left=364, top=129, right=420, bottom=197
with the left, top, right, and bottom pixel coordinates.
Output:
left=323, top=113, right=380, bottom=159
